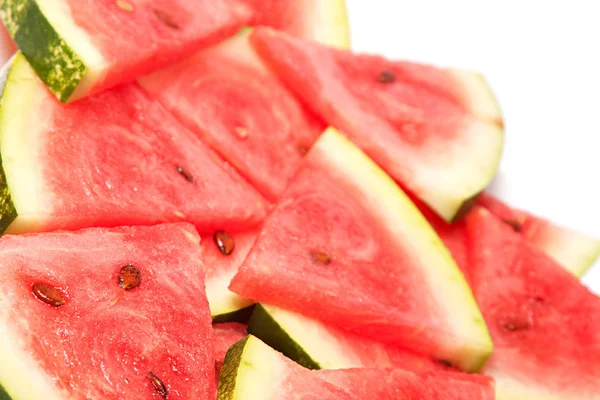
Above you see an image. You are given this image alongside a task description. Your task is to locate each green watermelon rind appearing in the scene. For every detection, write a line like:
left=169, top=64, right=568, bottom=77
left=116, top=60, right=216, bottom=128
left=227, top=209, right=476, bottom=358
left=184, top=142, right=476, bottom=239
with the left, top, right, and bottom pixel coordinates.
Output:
left=0, top=385, right=12, bottom=400
left=212, top=304, right=256, bottom=324
left=217, top=336, right=250, bottom=400
left=0, top=0, right=86, bottom=103
left=0, top=55, right=20, bottom=234
left=247, top=304, right=320, bottom=370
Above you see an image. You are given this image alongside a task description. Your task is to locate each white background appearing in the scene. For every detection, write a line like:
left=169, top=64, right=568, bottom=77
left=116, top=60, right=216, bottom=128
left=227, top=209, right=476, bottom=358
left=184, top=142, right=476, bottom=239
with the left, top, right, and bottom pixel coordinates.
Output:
left=0, top=2, right=597, bottom=291
left=347, top=0, right=600, bottom=293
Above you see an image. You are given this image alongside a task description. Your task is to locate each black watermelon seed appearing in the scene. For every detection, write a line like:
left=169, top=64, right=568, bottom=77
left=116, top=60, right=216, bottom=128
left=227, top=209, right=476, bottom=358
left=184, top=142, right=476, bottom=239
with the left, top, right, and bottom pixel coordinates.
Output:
left=148, top=372, right=168, bottom=399
left=377, top=70, right=396, bottom=84
left=176, top=165, right=194, bottom=183
left=154, top=10, right=179, bottom=29
left=311, top=251, right=332, bottom=265
left=32, top=283, right=65, bottom=307
left=502, top=218, right=523, bottom=232
left=298, top=146, right=308, bottom=156
left=438, top=360, right=453, bottom=368
left=214, top=231, right=235, bottom=256
left=118, top=265, right=142, bottom=290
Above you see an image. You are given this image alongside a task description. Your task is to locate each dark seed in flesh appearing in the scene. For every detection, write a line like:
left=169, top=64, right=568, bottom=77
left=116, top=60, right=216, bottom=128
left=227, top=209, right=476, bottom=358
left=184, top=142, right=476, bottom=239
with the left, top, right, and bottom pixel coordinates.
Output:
left=214, top=231, right=235, bottom=255
left=311, top=251, right=332, bottom=265
left=176, top=165, right=194, bottom=183
left=502, top=218, right=523, bottom=232
left=438, top=360, right=453, bottom=368
left=377, top=70, right=396, bottom=84
left=149, top=372, right=168, bottom=399
left=118, top=265, right=142, bottom=290
left=154, top=10, right=179, bottom=29
left=502, top=317, right=532, bottom=332
left=297, top=146, right=308, bottom=156
left=32, top=283, right=65, bottom=307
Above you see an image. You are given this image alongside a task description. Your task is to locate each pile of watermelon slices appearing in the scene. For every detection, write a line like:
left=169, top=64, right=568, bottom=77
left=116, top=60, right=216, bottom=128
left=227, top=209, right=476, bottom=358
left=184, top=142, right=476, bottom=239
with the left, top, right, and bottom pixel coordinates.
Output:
left=0, top=1, right=598, bottom=399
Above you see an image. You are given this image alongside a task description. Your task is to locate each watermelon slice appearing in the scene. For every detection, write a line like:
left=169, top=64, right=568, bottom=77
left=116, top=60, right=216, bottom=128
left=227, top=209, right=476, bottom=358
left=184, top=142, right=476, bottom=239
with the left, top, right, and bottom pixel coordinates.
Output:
left=248, top=303, right=444, bottom=371
left=203, top=229, right=258, bottom=320
left=218, top=335, right=495, bottom=400
left=239, top=0, right=350, bottom=48
left=230, top=127, right=492, bottom=372
left=466, top=208, right=600, bottom=399
left=249, top=27, right=504, bottom=222
left=0, top=0, right=250, bottom=103
left=213, top=322, right=247, bottom=380
left=139, top=32, right=324, bottom=201
left=478, top=193, right=600, bottom=277
left=0, top=53, right=268, bottom=235
left=0, top=223, right=216, bottom=399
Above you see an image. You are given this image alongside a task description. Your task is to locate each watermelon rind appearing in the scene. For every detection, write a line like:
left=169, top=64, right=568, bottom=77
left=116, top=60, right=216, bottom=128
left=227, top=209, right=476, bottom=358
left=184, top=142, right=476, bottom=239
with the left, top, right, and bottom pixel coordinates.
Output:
left=0, top=386, right=12, bottom=400
left=450, top=70, right=503, bottom=125
left=208, top=271, right=255, bottom=321
left=218, top=336, right=284, bottom=400
left=212, top=304, right=255, bottom=324
left=248, top=304, right=320, bottom=369
left=310, top=0, right=351, bottom=49
left=0, top=53, right=42, bottom=234
left=0, top=0, right=104, bottom=103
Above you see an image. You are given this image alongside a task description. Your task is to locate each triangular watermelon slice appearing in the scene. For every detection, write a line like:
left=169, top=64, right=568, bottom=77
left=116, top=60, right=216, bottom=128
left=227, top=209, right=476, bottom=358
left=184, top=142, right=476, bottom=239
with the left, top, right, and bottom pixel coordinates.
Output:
left=248, top=303, right=444, bottom=371
left=230, top=127, right=492, bottom=372
left=239, top=0, right=350, bottom=48
left=0, top=223, right=216, bottom=399
left=218, top=335, right=495, bottom=400
left=0, top=53, right=268, bottom=235
left=478, top=193, right=600, bottom=277
left=0, top=0, right=251, bottom=103
left=248, top=27, right=504, bottom=222
left=139, top=33, right=324, bottom=201
left=465, top=208, right=600, bottom=399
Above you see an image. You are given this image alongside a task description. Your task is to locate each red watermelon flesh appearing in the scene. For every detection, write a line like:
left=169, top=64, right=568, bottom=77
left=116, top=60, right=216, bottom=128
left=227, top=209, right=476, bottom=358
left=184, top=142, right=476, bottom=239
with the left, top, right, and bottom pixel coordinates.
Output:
left=0, top=54, right=268, bottom=235
left=139, top=33, right=324, bottom=201
left=213, top=323, right=247, bottom=379
left=249, top=27, right=504, bottom=222
left=478, top=193, right=600, bottom=276
left=230, top=128, right=492, bottom=372
left=0, top=223, right=216, bottom=399
left=465, top=208, right=600, bottom=399
left=316, top=368, right=495, bottom=400
left=63, top=0, right=251, bottom=99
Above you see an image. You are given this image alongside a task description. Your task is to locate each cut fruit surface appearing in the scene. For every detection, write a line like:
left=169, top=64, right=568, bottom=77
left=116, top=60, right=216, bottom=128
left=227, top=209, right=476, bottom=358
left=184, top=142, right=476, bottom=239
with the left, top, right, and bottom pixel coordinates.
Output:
left=139, top=33, right=324, bottom=201
left=213, top=322, right=247, bottom=380
left=317, top=368, right=495, bottom=400
left=248, top=303, right=443, bottom=371
left=0, top=223, right=216, bottom=400
left=239, top=0, right=350, bottom=48
left=0, top=53, right=268, bottom=235
left=249, top=27, right=504, bottom=221
left=230, top=127, right=492, bottom=372
left=218, top=335, right=494, bottom=400
left=0, top=0, right=250, bottom=103
left=478, top=193, right=600, bottom=277
left=466, top=208, right=600, bottom=400
left=203, top=229, right=258, bottom=320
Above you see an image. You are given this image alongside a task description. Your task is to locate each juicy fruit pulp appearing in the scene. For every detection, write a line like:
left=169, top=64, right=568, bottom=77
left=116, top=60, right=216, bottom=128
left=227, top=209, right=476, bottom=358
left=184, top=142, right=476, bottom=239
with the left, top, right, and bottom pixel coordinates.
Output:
left=239, top=0, right=350, bottom=48
left=0, top=53, right=268, bottom=235
left=249, top=27, right=504, bottom=222
left=478, top=193, right=600, bottom=277
left=0, top=224, right=216, bottom=400
left=466, top=208, right=600, bottom=400
left=0, top=0, right=251, bottom=102
left=218, top=335, right=494, bottom=400
left=230, top=128, right=492, bottom=372
left=139, top=33, right=323, bottom=201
